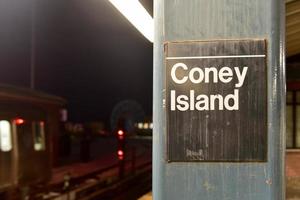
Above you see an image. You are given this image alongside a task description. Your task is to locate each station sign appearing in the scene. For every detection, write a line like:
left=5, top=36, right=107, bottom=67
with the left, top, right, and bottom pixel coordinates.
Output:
left=165, top=39, right=267, bottom=162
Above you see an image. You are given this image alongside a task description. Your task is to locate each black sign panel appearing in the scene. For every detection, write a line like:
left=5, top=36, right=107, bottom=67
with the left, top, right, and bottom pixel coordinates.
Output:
left=165, top=39, right=267, bottom=162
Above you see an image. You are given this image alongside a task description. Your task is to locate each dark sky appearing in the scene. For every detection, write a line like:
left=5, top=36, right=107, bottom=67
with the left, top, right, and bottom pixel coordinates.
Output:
left=0, top=0, right=153, bottom=124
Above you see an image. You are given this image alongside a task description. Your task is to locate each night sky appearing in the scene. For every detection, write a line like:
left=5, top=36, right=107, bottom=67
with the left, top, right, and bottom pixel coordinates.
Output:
left=0, top=0, right=153, bottom=124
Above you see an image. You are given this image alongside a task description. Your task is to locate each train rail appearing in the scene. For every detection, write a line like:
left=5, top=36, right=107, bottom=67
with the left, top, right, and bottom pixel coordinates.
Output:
left=31, top=158, right=151, bottom=200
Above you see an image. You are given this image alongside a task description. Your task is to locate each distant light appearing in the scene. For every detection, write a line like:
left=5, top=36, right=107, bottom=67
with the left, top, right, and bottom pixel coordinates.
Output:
left=109, top=0, right=154, bottom=43
left=117, top=130, right=124, bottom=136
left=143, top=123, right=149, bottom=129
left=150, top=123, right=153, bottom=129
left=138, top=123, right=143, bottom=129
left=118, top=150, right=124, bottom=160
left=117, top=130, right=124, bottom=140
left=34, top=143, right=43, bottom=151
left=14, top=118, right=25, bottom=125
left=60, top=109, right=68, bottom=122
left=118, top=150, right=124, bottom=156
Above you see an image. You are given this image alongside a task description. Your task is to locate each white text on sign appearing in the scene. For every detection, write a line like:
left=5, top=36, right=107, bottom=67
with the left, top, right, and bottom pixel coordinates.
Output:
left=170, top=63, right=248, bottom=111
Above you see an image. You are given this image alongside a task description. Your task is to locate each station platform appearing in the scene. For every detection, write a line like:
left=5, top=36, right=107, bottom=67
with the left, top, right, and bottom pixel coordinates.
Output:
left=138, top=192, right=152, bottom=200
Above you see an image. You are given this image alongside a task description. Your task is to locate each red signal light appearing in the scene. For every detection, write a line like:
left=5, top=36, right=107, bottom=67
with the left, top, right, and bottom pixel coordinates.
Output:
left=118, top=150, right=124, bottom=156
left=14, top=118, right=25, bottom=125
left=117, top=130, right=124, bottom=136
left=118, top=150, right=124, bottom=160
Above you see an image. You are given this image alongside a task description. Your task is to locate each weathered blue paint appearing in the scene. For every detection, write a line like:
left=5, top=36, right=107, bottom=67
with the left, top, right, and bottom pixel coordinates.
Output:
left=153, top=0, right=285, bottom=200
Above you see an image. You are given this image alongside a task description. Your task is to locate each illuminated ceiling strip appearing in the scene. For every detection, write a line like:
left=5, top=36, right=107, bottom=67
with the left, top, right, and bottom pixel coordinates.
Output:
left=109, top=0, right=154, bottom=43
left=166, top=55, right=266, bottom=60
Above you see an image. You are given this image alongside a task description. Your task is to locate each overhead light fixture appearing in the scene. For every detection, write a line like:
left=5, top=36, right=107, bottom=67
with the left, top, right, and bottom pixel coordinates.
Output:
left=109, top=0, right=154, bottom=43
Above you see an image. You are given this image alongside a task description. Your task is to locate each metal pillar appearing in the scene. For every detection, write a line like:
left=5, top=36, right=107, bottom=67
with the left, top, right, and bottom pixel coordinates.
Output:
left=153, top=0, right=285, bottom=199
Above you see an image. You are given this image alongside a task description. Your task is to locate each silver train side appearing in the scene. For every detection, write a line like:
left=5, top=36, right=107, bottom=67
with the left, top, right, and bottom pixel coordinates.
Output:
left=0, top=85, right=65, bottom=198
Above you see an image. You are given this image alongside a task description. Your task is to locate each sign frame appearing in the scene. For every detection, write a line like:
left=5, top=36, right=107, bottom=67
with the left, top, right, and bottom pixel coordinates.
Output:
left=164, top=39, right=268, bottom=163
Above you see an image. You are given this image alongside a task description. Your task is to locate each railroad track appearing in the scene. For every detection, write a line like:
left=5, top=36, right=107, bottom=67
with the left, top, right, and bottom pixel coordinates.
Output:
left=33, top=161, right=152, bottom=200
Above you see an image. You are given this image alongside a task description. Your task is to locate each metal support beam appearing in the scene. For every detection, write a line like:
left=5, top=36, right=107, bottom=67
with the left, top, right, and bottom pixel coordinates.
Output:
left=153, top=0, right=285, bottom=199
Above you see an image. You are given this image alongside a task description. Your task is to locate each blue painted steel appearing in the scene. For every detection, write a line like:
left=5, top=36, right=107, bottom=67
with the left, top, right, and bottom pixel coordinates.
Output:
left=153, top=0, right=285, bottom=199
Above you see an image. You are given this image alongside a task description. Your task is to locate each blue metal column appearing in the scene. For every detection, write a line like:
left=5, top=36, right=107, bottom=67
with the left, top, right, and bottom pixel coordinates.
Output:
left=153, top=0, right=285, bottom=199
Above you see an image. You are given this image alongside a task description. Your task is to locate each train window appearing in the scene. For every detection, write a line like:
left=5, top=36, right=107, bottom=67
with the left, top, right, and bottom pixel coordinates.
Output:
left=0, top=120, right=12, bottom=152
left=33, top=121, right=46, bottom=151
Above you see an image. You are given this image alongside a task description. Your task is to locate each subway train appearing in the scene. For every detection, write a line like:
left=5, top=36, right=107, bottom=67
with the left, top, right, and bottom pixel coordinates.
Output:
left=0, top=84, right=65, bottom=199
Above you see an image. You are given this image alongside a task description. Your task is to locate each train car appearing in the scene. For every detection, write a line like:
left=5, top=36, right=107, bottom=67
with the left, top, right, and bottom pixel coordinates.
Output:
left=0, top=84, right=65, bottom=199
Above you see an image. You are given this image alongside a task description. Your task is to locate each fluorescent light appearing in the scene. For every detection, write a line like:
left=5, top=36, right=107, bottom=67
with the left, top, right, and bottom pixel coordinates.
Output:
left=109, top=0, right=154, bottom=43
